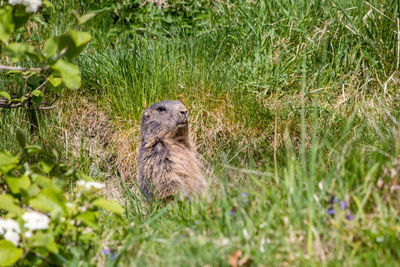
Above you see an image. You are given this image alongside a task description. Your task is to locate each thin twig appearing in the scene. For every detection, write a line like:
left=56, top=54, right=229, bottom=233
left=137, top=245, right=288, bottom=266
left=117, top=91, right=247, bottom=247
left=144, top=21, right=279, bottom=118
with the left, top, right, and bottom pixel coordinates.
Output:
left=0, top=93, right=59, bottom=109
left=0, top=47, right=67, bottom=73
left=35, top=78, right=49, bottom=91
left=31, top=104, right=59, bottom=110
left=0, top=101, right=59, bottom=110
left=0, top=64, right=50, bottom=72
left=1, top=101, right=20, bottom=108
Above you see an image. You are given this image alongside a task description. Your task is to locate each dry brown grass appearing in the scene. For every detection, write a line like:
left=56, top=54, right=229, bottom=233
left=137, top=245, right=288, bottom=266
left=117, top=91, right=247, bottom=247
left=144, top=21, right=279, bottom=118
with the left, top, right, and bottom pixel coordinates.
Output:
left=61, top=97, right=115, bottom=166
left=59, top=93, right=274, bottom=201
left=60, top=97, right=137, bottom=201
left=59, top=84, right=399, bottom=205
left=188, top=96, right=274, bottom=165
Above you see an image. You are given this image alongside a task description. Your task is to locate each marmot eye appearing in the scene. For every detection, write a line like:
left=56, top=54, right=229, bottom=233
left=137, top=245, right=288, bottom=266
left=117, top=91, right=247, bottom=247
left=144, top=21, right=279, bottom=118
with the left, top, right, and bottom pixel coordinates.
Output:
left=157, top=106, right=166, bottom=112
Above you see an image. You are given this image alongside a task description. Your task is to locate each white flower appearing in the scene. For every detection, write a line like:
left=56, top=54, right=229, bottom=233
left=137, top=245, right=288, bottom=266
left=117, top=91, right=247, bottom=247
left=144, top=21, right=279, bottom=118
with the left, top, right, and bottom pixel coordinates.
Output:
left=24, top=231, right=32, bottom=238
left=76, top=180, right=105, bottom=191
left=4, top=231, right=20, bottom=246
left=79, top=206, right=87, bottom=212
left=22, top=211, right=50, bottom=230
left=24, top=0, right=42, bottom=13
left=85, top=181, right=105, bottom=190
left=0, top=219, right=21, bottom=246
left=0, top=219, right=20, bottom=235
left=77, top=180, right=86, bottom=187
left=8, top=0, right=42, bottom=12
left=8, top=0, right=23, bottom=5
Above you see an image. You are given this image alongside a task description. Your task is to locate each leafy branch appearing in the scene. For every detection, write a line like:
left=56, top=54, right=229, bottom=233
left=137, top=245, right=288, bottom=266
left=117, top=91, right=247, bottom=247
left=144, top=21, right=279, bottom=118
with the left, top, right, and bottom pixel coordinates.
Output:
left=0, top=131, right=124, bottom=266
left=0, top=2, right=96, bottom=110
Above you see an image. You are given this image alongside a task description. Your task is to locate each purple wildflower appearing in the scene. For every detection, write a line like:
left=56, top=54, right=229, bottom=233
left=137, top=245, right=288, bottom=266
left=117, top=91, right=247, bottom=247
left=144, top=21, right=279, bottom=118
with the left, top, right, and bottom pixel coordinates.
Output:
left=112, top=253, right=117, bottom=260
left=346, top=214, right=354, bottom=221
left=195, top=220, right=199, bottom=225
left=331, top=197, right=338, bottom=203
left=103, top=249, right=111, bottom=255
left=242, top=192, right=248, bottom=198
left=327, top=208, right=335, bottom=215
left=340, top=201, right=346, bottom=210
left=228, top=210, right=235, bottom=216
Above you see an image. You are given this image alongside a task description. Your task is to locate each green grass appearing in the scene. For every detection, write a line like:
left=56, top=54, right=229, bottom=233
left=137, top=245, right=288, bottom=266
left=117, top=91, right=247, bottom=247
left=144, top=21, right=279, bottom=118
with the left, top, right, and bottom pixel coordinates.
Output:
left=1, top=0, right=400, bottom=265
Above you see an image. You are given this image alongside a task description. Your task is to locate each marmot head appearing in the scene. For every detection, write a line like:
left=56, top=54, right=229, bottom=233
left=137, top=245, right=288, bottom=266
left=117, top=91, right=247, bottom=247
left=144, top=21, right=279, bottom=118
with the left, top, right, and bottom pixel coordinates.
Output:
left=141, top=100, right=190, bottom=143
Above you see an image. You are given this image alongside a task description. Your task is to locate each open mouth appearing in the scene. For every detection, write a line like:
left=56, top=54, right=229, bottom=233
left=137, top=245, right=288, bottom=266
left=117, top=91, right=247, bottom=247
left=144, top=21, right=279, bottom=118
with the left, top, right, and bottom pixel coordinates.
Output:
left=177, top=121, right=188, bottom=127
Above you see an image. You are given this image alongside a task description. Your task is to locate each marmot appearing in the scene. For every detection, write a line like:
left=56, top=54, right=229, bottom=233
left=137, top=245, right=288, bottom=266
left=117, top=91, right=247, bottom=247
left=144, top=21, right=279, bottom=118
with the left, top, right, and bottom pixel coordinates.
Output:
left=138, top=100, right=206, bottom=200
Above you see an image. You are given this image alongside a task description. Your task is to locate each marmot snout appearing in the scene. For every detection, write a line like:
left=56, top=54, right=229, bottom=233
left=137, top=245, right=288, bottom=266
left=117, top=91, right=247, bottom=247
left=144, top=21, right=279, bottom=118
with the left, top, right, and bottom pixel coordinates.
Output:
left=138, top=100, right=206, bottom=200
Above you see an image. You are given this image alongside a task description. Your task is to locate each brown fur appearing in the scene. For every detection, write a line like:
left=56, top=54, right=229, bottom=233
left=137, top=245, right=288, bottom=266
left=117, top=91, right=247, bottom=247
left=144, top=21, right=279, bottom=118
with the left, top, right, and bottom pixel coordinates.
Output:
left=138, top=100, right=206, bottom=200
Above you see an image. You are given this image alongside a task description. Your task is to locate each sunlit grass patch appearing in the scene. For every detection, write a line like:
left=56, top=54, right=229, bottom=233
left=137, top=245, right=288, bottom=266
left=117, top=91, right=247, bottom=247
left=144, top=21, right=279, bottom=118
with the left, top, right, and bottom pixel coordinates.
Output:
left=1, top=0, right=400, bottom=265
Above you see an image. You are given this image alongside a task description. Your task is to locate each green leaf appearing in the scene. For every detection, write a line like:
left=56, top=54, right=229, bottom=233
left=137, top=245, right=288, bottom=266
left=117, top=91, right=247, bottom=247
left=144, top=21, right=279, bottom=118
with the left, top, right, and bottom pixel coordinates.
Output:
left=78, top=12, right=96, bottom=24
left=3, top=43, right=39, bottom=62
left=0, top=152, right=19, bottom=174
left=42, top=0, right=54, bottom=8
left=12, top=5, right=31, bottom=29
left=57, top=34, right=72, bottom=52
left=0, top=91, right=11, bottom=101
left=0, top=194, right=22, bottom=215
left=43, top=37, right=58, bottom=58
left=57, top=32, right=91, bottom=59
left=31, top=173, right=56, bottom=189
left=25, top=184, right=40, bottom=198
left=92, top=198, right=124, bottom=215
left=40, top=161, right=53, bottom=174
left=32, top=232, right=58, bottom=253
left=0, top=6, right=14, bottom=43
left=31, top=90, right=44, bottom=105
left=16, top=130, right=26, bottom=148
left=51, top=60, right=81, bottom=89
left=0, top=152, right=18, bottom=165
left=69, top=30, right=91, bottom=47
left=0, top=240, right=22, bottom=266
left=24, top=145, right=43, bottom=154
left=29, top=188, right=67, bottom=215
left=31, top=15, right=47, bottom=26
left=5, top=175, right=31, bottom=194
left=48, top=74, right=62, bottom=87
left=76, top=211, right=98, bottom=228
left=5, top=70, right=23, bottom=76
left=71, top=10, right=81, bottom=23
left=31, top=90, right=43, bottom=97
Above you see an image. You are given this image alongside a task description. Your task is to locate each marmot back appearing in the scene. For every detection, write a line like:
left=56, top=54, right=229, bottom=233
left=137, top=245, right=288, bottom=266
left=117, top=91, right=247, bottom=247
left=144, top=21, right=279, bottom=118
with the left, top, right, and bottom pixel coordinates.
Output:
left=138, top=100, right=206, bottom=200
